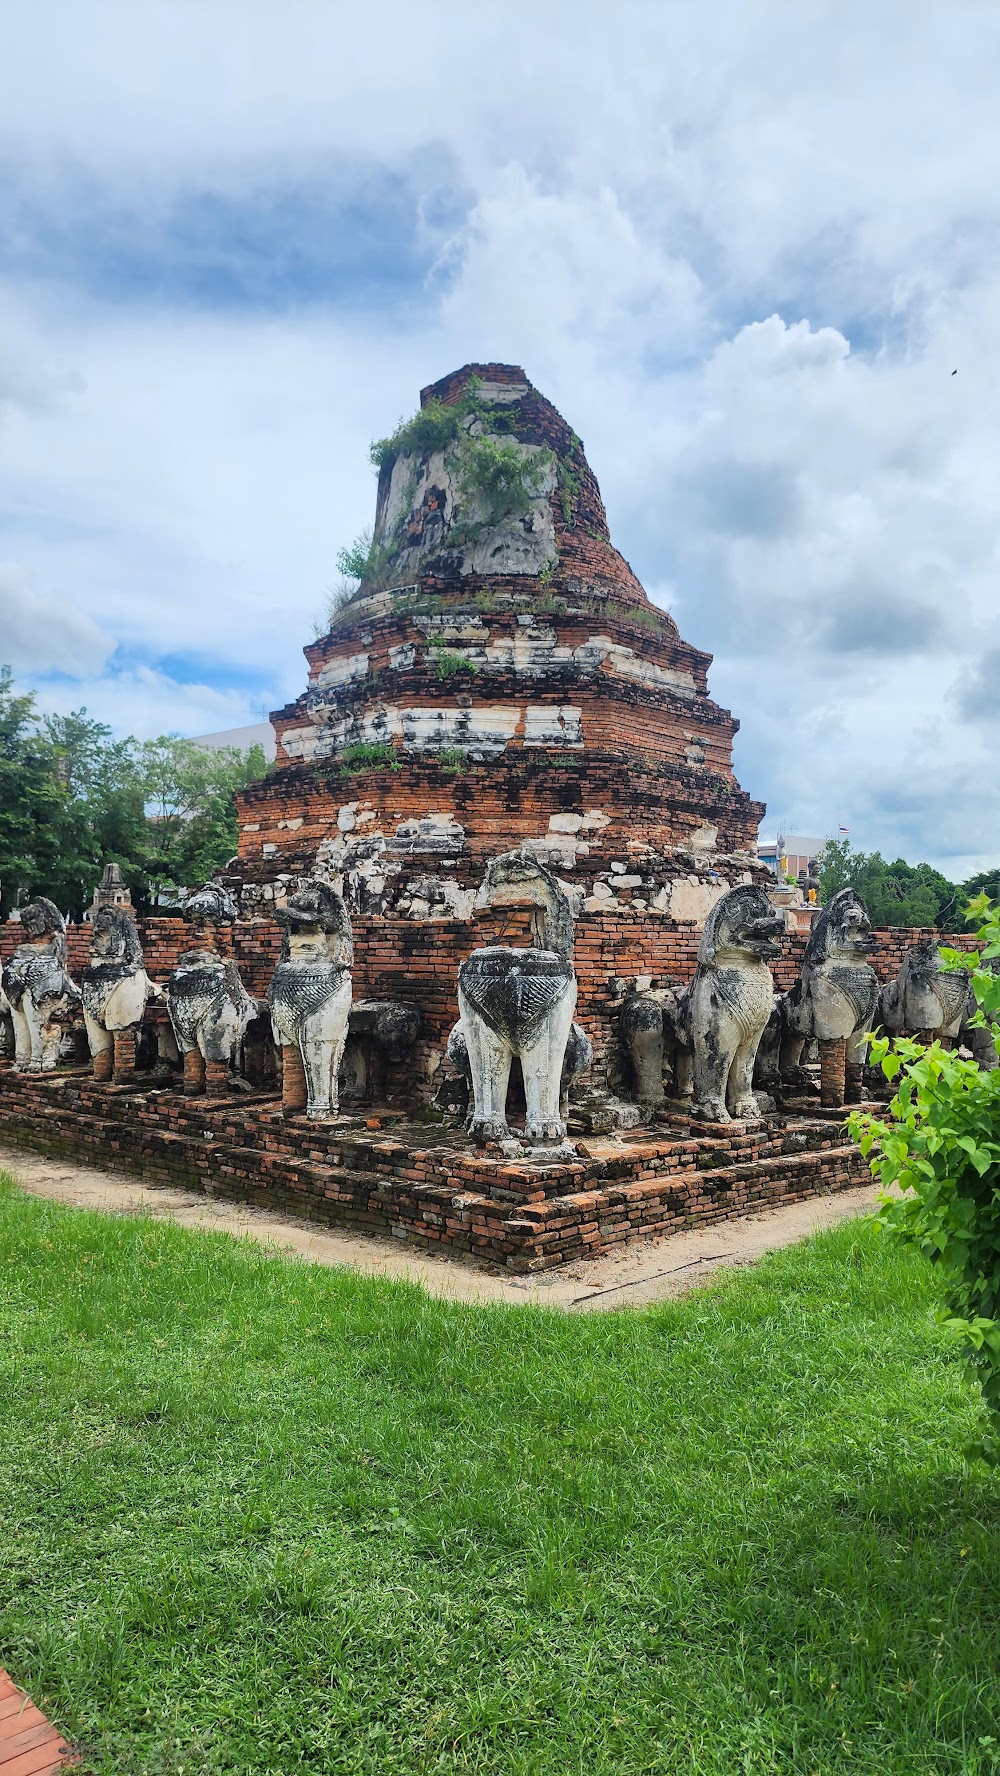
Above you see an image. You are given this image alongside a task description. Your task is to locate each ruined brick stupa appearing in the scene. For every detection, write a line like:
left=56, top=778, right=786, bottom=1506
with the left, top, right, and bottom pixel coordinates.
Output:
left=233, top=363, right=764, bottom=1094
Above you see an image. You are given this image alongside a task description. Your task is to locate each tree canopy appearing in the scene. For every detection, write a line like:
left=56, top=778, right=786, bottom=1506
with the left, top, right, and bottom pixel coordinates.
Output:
left=0, top=665, right=269, bottom=920
left=817, top=838, right=973, bottom=929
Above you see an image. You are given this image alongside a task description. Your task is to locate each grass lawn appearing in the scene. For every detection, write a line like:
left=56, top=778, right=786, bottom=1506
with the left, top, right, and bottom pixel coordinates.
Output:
left=1, top=1173, right=999, bottom=1775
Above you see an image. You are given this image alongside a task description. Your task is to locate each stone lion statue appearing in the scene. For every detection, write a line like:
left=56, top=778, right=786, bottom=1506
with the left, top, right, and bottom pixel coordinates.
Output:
left=80, top=904, right=161, bottom=1082
left=453, top=848, right=580, bottom=1144
left=267, top=877, right=353, bottom=1120
left=166, top=881, right=258, bottom=1095
left=781, top=887, right=879, bottom=1105
left=1, top=897, right=79, bottom=1073
left=685, top=884, right=784, bottom=1122
left=880, top=934, right=971, bottom=1044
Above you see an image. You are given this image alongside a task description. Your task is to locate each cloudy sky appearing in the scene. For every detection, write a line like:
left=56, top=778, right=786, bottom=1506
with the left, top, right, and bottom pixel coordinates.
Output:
left=1, top=1, right=998, bottom=875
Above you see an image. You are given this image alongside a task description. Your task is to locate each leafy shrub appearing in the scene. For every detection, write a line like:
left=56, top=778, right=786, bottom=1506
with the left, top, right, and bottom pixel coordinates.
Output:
left=436, top=747, right=467, bottom=775
left=429, top=644, right=476, bottom=680
left=455, top=435, right=552, bottom=523
left=370, top=379, right=488, bottom=468
left=335, top=529, right=375, bottom=582
left=338, top=742, right=399, bottom=774
left=852, top=895, right=1000, bottom=1458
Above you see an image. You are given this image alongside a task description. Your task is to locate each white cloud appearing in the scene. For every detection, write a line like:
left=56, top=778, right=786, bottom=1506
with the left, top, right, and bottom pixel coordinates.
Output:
left=2, top=3, right=1000, bottom=873
left=0, top=561, right=114, bottom=676
left=30, top=663, right=261, bottom=741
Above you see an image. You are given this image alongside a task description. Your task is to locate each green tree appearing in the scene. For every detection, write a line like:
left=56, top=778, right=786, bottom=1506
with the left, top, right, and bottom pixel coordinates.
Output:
left=818, top=839, right=957, bottom=928
left=42, top=709, right=148, bottom=917
left=0, top=667, right=66, bottom=917
left=139, top=736, right=268, bottom=899
left=852, top=894, right=1000, bottom=1458
left=959, top=865, right=1000, bottom=913
left=0, top=665, right=270, bottom=916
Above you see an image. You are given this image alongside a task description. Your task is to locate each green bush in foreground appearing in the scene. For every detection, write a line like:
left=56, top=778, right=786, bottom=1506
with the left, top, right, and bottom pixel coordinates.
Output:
left=1, top=1179, right=999, bottom=1773
left=853, top=896, right=1000, bottom=1461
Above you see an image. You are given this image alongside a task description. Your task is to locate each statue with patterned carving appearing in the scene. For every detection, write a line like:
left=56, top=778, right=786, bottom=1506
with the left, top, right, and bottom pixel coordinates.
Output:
left=166, top=883, right=257, bottom=1096
left=781, top=887, right=879, bottom=1106
left=880, top=934, right=971, bottom=1046
left=685, top=885, right=784, bottom=1122
left=450, top=849, right=585, bottom=1144
left=267, top=878, right=353, bottom=1120
left=1, top=898, right=79, bottom=1073
left=80, top=904, right=161, bottom=1082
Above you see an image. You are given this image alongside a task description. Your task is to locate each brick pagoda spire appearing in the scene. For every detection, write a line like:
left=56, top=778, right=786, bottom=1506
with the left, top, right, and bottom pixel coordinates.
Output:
left=236, top=364, right=765, bottom=1083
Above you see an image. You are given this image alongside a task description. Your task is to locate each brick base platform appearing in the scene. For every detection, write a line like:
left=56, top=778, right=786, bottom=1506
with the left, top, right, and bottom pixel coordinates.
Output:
left=0, top=1067, right=869, bottom=1272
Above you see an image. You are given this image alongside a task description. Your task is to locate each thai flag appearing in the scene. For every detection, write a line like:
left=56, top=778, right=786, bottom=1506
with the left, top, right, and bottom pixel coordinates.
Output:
left=838, top=825, right=850, bottom=835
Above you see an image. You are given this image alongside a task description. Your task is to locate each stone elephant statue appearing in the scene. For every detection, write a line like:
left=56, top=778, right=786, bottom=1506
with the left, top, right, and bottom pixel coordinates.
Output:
left=454, top=848, right=580, bottom=1145
left=267, top=877, right=353, bottom=1121
left=1, top=898, right=79, bottom=1073
left=619, top=981, right=691, bottom=1107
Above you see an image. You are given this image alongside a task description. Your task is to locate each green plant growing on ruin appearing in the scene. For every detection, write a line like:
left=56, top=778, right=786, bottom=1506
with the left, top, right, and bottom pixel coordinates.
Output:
left=851, top=894, right=1000, bottom=1461
left=455, top=434, right=553, bottom=524
left=334, top=526, right=399, bottom=594
left=538, top=561, right=557, bottom=587
left=428, top=641, right=476, bottom=680
left=338, top=741, right=399, bottom=774
left=623, top=604, right=669, bottom=634
left=336, top=529, right=376, bottom=581
left=557, top=455, right=584, bottom=525
left=437, top=747, right=468, bottom=775
left=369, top=377, right=487, bottom=468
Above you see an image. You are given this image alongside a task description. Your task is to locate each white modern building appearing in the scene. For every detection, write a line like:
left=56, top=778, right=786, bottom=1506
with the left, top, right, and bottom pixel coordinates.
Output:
left=757, top=833, right=827, bottom=881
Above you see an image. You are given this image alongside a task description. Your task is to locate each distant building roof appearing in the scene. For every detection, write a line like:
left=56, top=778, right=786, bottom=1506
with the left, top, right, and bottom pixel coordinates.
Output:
left=189, top=721, right=276, bottom=762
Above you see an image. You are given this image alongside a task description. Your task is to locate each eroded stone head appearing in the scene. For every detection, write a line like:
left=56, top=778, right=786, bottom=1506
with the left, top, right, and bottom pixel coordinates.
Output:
left=183, top=882, right=239, bottom=932
left=19, top=897, right=65, bottom=942
left=90, top=905, right=144, bottom=967
left=275, top=877, right=350, bottom=933
left=805, top=887, right=875, bottom=966
left=473, top=847, right=575, bottom=958
left=698, top=884, right=784, bottom=965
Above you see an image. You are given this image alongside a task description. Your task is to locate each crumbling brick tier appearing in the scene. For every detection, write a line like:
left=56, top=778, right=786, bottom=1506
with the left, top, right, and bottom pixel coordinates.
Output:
left=0, top=1068, right=870, bottom=1272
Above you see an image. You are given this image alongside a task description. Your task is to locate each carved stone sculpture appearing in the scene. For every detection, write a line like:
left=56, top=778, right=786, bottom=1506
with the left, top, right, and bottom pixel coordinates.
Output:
left=454, top=849, right=579, bottom=1144
left=267, top=878, right=353, bottom=1120
left=342, top=999, right=420, bottom=1104
left=80, top=904, right=160, bottom=1082
left=620, top=985, right=671, bottom=1106
left=880, top=935, right=971, bottom=1045
left=166, top=883, right=257, bottom=1096
left=782, top=887, right=879, bottom=1106
left=685, top=885, right=784, bottom=1122
left=1, top=898, right=79, bottom=1073
left=447, top=1015, right=591, bottom=1132
left=620, top=983, right=692, bottom=1107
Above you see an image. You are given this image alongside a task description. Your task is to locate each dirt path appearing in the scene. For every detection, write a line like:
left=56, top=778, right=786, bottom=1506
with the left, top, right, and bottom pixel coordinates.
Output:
left=0, top=1142, right=881, bottom=1313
